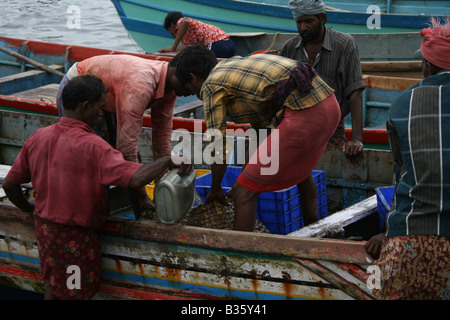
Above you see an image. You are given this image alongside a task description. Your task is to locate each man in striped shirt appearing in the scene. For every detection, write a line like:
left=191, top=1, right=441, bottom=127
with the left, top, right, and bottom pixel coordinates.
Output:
left=175, top=45, right=341, bottom=231
left=368, top=18, right=450, bottom=300
left=280, top=0, right=366, bottom=223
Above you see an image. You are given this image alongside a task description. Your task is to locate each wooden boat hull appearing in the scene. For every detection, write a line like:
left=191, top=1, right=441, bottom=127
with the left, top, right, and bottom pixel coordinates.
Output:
left=111, top=0, right=449, bottom=54
left=230, top=32, right=423, bottom=63
left=0, top=200, right=378, bottom=300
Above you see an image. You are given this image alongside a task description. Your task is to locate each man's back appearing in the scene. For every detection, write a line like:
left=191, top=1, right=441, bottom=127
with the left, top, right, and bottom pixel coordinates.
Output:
left=387, top=72, right=450, bottom=237
left=7, top=117, right=141, bottom=228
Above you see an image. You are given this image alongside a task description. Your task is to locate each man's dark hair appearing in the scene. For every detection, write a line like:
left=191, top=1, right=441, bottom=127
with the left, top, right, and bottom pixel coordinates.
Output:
left=164, top=11, right=184, bottom=30
left=62, top=75, right=107, bottom=110
left=175, top=45, right=218, bottom=85
left=169, top=49, right=182, bottom=67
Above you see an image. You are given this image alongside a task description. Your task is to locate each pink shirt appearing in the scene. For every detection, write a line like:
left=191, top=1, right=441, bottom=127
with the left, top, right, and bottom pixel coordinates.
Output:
left=6, top=118, right=142, bottom=229
left=77, top=55, right=176, bottom=162
left=177, top=18, right=229, bottom=47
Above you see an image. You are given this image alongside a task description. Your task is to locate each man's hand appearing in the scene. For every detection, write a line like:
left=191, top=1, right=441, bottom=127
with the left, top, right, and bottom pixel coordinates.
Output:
left=156, top=46, right=174, bottom=53
left=343, top=140, right=364, bottom=156
left=135, top=187, right=155, bottom=210
left=364, top=233, right=386, bottom=260
left=177, top=163, right=193, bottom=175
left=2, top=178, right=35, bottom=214
left=205, top=186, right=226, bottom=204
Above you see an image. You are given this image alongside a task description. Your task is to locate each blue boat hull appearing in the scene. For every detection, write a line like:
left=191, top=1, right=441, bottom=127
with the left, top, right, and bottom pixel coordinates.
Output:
left=111, top=0, right=449, bottom=54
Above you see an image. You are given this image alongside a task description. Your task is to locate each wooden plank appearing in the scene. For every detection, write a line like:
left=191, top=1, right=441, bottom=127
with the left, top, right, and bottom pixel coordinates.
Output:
left=361, top=60, right=422, bottom=72
left=0, top=64, right=64, bottom=84
left=289, top=195, right=378, bottom=238
left=0, top=65, right=64, bottom=96
left=173, top=99, right=203, bottom=115
left=10, top=83, right=59, bottom=103
left=363, top=74, right=420, bottom=90
left=294, top=258, right=375, bottom=300
left=0, top=45, right=65, bottom=77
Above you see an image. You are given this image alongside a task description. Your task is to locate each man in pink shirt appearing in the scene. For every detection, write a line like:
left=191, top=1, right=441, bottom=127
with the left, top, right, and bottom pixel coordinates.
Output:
left=56, top=54, right=188, bottom=216
left=3, top=75, right=189, bottom=299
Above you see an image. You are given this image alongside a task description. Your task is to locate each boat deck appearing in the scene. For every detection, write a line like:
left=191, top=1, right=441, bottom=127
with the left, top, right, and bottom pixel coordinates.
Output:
left=9, top=83, right=59, bottom=103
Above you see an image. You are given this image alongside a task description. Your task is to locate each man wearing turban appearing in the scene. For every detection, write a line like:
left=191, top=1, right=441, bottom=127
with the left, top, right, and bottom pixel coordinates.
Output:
left=280, top=0, right=365, bottom=224
left=365, top=18, right=450, bottom=300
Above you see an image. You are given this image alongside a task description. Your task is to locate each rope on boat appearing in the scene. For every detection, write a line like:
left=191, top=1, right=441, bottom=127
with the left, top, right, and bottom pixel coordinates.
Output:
left=250, top=32, right=280, bottom=56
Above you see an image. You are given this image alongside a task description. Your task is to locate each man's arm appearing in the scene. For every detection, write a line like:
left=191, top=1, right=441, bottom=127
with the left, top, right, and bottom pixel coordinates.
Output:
left=344, top=89, right=364, bottom=155
left=3, top=178, right=34, bottom=214
left=205, top=162, right=228, bottom=203
left=128, top=156, right=172, bottom=190
left=127, top=156, right=192, bottom=190
left=150, top=95, right=176, bottom=160
left=158, top=18, right=190, bottom=53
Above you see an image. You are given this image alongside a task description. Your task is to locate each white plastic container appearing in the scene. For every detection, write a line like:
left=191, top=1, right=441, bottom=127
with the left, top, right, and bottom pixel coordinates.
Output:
left=154, top=168, right=196, bottom=223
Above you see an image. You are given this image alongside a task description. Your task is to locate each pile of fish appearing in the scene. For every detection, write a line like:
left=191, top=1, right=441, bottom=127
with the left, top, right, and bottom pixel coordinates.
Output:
left=141, top=197, right=269, bottom=233
left=181, top=198, right=269, bottom=233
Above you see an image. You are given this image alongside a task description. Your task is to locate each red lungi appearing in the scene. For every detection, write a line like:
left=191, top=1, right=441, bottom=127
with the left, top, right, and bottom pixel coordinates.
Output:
left=237, top=94, right=340, bottom=193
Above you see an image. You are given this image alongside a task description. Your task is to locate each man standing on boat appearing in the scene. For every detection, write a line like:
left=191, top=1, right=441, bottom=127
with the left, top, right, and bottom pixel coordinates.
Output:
left=56, top=53, right=188, bottom=218
left=280, top=0, right=366, bottom=224
left=175, top=45, right=340, bottom=231
left=281, top=0, right=365, bottom=153
left=365, top=18, right=450, bottom=300
left=3, top=75, right=190, bottom=299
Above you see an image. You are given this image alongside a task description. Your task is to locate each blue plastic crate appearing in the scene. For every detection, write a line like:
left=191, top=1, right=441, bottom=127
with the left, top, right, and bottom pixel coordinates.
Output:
left=263, top=216, right=304, bottom=235
left=318, top=201, right=328, bottom=219
left=376, top=186, right=395, bottom=231
left=195, top=166, right=241, bottom=201
left=196, top=167, right=328, bottom=234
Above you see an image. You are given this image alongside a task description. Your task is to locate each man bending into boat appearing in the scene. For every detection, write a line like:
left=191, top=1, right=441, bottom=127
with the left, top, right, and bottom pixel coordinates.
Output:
left=175, top=45, right=340, bottom=231
left=3, top=75, right=190, bottom=300
left=56, top=53, right=189, bottom=218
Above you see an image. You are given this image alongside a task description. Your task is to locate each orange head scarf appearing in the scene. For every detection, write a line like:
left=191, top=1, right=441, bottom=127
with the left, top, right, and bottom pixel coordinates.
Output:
left=420, top=18, right=450, bottom=69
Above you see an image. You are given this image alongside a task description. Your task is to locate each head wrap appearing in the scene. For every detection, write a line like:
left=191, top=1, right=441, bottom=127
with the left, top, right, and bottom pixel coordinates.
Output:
left=289, top=0, right=326, bottom=20
left=420, top=18, right=450, bottom=69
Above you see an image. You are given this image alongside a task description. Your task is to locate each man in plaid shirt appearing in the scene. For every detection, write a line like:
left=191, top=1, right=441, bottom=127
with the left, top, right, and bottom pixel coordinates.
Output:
left=175, top=45, right=340, bottom=231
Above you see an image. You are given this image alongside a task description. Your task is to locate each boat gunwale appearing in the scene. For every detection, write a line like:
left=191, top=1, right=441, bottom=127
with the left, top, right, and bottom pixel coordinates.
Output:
left=0, top=201, right=373, bottom=265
